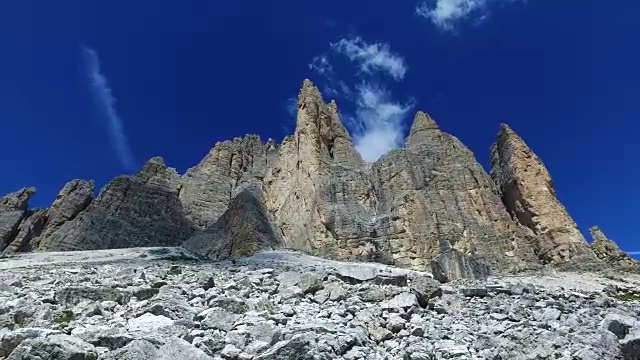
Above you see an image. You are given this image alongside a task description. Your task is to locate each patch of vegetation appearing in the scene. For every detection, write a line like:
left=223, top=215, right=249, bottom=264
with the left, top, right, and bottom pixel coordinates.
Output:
left=53, top=310, right=75, bottom=326
left=255, top=300, right=275, bottom=314
left=612, top=292, right=640, bottom=302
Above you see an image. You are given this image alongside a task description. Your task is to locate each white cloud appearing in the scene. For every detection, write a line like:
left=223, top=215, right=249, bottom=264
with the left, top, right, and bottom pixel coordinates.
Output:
left=83, top=47, right=137, bottom=171
left=309, top=55, right=333, bottom=75
left=351, top=83, right=413, bottom=162
left=626, top=251, right=640, bottom=256
left=416, top=0, right=495, bottom=30
left=331, top=37, right=407, bottom=81
left=308, top=37, right=413, bottom=162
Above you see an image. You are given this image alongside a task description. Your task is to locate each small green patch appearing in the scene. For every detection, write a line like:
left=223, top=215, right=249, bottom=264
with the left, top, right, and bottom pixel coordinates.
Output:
left=256, top=300, right=275, bottom=314
left=613, top=292, right=640, bottom=302
left=53, top=310, right=75, bottom=325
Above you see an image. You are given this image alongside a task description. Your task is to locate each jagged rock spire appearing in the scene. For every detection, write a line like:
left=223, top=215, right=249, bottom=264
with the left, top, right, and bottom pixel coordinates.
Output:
left=589, top=226, right=639, bottom=269
left=409, top=111, right=440, bottom=136
left=490, top=123, right=599, bottom=265
left=294, top=79, right=362, bottom=166
left=405, top=111, right=447, bottom=151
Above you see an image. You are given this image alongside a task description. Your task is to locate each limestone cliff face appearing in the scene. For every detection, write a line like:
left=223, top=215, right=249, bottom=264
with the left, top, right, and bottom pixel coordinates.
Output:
left=490, top=124, right=599, bottom=266
left=37, top=157, right=195, bottom=251
left=371, top=112, right=538, bottom=272
left=264, top=80, right=377, bottom=260
left=589, top=226, right=638, bottom=270
left=264, top=83, right=538, bottom=276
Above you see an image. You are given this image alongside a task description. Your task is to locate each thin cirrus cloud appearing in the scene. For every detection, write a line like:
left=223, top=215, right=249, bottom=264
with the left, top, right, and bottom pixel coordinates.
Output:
left=626, top=251, right=640, bottom=256
left=416, top=0, right=521, bottom=31
left=82, top=47, right=137, bottom=172
left=308, top=37, right=413, bottom=163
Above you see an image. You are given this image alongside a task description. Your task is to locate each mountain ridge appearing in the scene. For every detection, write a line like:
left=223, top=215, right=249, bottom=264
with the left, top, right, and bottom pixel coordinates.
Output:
left=1, top=80, right=636, bottom=280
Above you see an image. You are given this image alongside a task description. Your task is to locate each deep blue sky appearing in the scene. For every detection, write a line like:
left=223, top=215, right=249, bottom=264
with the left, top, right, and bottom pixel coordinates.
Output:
left=1, top=1, right=639, bottom=252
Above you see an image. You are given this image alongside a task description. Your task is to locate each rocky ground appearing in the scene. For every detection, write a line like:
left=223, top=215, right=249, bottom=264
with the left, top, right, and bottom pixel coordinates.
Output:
left=1, top=248, right=640, bottom=360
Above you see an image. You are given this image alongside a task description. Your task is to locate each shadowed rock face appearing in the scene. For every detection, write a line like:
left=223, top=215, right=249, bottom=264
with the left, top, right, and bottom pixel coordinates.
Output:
left=490, top=124, right=600, bottom=266
left=37, top=158, right=195, bottom=252
left=180, top=135, right=279, bottom=228
left=183, top=185, right=284, bottom=260
left=0, top=188, right=35, bottom=252
left=2, top=209, right=48, bottom=254
left=589, top=226, right=639, bottom=270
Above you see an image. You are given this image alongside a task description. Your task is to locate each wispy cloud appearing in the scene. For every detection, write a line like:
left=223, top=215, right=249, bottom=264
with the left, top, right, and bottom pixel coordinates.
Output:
left=416, top=0, right=520, bottom=31
left=309, top=55, right=334, bottom=76
left=351, top=83, right=413, bottom=162
left=331, top=37, right=408, bottom=81
left=626, top=251, right=640, bottom=256
left=309, top=37, right=413, bottom=162
left=83, top=47, right=137, bottom=171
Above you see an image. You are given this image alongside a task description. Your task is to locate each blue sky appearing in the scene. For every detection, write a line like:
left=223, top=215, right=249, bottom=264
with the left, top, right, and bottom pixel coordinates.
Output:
left=1, top=1, right=639, bottom=254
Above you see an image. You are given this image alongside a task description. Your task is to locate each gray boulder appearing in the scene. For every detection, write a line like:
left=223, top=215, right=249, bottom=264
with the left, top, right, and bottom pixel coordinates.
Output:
left=7, top=334, right=97, bottom=360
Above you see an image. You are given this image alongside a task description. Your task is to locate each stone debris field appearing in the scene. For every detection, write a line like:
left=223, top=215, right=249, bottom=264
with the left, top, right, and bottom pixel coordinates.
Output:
left=1, top=248, right=640, bottom=360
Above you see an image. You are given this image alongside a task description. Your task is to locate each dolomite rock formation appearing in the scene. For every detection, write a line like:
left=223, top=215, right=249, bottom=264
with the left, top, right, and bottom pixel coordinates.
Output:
left=183, top=185, right=284, bottom=260
left=589, top=226, right=639, bottom=270
left=264, top=82, right=540, bottom=277
left=0, top=79, right=633, bottom=280
left=0, top=188, right=35, bottom=252
left=37, top=157, right=195, bottom=251
left=490, top=124, right=600, bottom=266
left=264, top=79, right=375, bottom=261
left=376, top=112, right=539, bottom=273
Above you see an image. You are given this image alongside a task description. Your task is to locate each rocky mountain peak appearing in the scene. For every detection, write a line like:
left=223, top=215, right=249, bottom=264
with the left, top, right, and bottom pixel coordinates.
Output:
left=409, top=111, right=440, bottom=136
left=490, top=124, right=599, bottom=266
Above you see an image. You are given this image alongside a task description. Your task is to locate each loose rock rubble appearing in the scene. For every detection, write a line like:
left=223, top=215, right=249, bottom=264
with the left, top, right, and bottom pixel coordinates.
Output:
left=1, top=248, right=640, bottom=359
